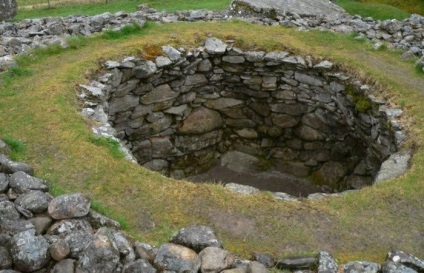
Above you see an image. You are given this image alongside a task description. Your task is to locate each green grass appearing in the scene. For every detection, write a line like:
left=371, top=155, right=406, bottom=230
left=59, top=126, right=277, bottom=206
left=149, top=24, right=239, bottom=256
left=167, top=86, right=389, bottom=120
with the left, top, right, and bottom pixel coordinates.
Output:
left=2, top=137, right=26, bottom=160
left=16, top=0, right=231, bottom=20
left=338, top=0, right=411, bottom=20
left=89, top=136, right=125, bottom=159
left=357, top=0, right=424, bottom=15
left=0, top=21, right=423, bottom=262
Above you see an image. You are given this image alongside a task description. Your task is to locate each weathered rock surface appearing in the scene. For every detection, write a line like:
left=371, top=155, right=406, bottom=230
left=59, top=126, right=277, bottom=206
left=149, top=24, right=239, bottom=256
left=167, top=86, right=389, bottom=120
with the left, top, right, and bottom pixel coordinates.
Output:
left=318, top=251, right=338, bottom=273
left=8, top=171, right=49, bottom=193
left=48, top=193, right=91, bottom=219
left=10, top=229, right=50, bottom=272
left=230, top=0, right=346, bottom=20
left=344, top=261, right=381, bottom=273
left=178, top=107, right=223, bottom=135
left=0, top=0, right=17, bottom=21
left=154, top=243, right=201, bottom=273
left=170, top=226, right=223, bottom=253
left=77, top=228, right=121, bottom=273
left=199, top=247, right=235, bottom=273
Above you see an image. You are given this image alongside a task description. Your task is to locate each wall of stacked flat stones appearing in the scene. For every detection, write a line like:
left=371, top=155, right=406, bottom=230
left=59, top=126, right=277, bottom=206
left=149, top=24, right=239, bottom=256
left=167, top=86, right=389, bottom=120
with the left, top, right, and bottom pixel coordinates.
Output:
left=92, top=41, right=398, bottom=190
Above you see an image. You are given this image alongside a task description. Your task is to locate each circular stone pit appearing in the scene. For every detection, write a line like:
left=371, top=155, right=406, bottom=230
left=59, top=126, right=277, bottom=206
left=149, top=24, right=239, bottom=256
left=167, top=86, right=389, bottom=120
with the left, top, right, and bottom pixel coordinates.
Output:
left=79, top=38, right=407, bottom=197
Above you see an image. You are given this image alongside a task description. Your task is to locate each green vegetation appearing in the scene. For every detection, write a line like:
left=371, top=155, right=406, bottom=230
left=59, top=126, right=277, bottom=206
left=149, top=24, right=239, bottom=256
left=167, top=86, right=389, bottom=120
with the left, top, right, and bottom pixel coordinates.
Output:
left=89, top=136, right=125, bottom=159
left=346, top=83, right=373, bottom=112
left=101, top=23, right=144, bottom=39
left=358, top=0, right=424, bottom=15
left=2, top=137, right=26, bottom=160
left=16, top=0, right=423, bottom=21
left=16, top=0, right=231, bottom=20
left=1, top=20, right=423, bottom=262
left=338, top=0, right=411, bottom=20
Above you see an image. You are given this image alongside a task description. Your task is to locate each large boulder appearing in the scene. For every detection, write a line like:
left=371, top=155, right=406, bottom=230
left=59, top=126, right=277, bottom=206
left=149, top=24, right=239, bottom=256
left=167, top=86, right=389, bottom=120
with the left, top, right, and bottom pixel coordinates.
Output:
left=0, top=0, right=17, bottom=21
left=230, top=0, right=346, bottom=20
left=199, top=247, right=235, bottom=273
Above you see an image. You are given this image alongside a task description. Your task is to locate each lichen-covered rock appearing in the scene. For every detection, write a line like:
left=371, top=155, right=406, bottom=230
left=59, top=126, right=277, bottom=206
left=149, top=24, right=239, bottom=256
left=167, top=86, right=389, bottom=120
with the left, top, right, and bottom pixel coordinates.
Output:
left=14, top=190, right=50, bottom=214
left=230, top=0, right=345, bottom=20
left=64, top=231, right=94, bottom=259
left=382, top=261, right=418, bottom=273
left=47, top=219, right=93, bottom=237
left=154, top=243, right=201, bottom=273
left=170, top=226, right=223, bottom=253
left=122, top=259, right=157, bottom=273
left=0, top=155, right=33, bottom=175
left=113, top=230, right=135, bottom=264
left=0, top=201, right=20, bottom=220
left=199, top=247, right=235, bottom=273
left=387, top=250, right=424, bottom=273
left=10, top=229, right=50, bottom=272
left=204, top=38, right=227, bottom=54
left=344, top=261, right=381, bottom=273
left=8, top=171, right=49, bottom=193
left=48, top=193, right=91, bottom=220
left=317, top=251, right=338, bottom=273
left=77, top=227, right=121, bottom=273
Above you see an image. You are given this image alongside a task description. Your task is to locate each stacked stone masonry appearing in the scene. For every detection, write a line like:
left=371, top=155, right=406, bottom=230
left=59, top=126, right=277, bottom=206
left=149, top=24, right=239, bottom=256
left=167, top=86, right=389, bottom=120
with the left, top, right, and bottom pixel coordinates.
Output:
left=0, top=150, right=422, bottom=273
left=80, top=38, right=407, bottom=194
left=1, top=4, right=424, bottom=71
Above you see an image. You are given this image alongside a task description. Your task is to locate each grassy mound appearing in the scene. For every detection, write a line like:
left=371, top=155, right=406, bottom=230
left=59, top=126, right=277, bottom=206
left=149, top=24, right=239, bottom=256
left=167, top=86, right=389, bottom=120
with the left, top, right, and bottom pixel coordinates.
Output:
left=1, top=21, right=423, bottom=262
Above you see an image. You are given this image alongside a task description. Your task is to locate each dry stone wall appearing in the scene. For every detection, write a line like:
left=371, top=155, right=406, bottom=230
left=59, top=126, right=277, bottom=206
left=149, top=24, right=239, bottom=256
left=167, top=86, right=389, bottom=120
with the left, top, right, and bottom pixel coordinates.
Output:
left=80, top=38, right=406, bottom=193
left=1, top=5, right=424, bottom=71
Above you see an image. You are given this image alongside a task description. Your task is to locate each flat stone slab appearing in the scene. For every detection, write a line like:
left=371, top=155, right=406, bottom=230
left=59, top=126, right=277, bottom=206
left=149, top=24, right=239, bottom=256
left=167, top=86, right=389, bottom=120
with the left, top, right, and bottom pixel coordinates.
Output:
left=230, top=0, right=346, bottom=20
left=374, top=151, right=411, bottom=183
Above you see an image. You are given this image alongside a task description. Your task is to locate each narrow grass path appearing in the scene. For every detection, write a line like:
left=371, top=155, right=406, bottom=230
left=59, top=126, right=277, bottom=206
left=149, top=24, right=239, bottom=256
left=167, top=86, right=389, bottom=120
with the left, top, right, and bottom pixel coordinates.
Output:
left=1, top=21, right=423, bottom=262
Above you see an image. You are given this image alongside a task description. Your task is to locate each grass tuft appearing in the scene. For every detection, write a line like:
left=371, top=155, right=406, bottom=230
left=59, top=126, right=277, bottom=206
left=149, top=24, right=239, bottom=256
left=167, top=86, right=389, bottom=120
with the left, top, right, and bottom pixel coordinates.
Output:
left=101, top=23, right=144, bottom=40
left=89, top=136, right=125, bottom=159
left=2, top=137, right=26, bottom=160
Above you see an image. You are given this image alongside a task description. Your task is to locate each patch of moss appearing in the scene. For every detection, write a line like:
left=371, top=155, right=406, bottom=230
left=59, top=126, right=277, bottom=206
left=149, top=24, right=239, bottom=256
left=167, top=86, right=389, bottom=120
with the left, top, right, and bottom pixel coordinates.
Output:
left=346, top=83, right=373, bottom=113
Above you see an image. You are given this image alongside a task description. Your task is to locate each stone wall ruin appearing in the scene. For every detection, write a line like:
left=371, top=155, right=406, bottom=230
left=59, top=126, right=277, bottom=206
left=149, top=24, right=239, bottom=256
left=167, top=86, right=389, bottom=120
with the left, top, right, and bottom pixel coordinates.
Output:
left=80, top=38, right=405, bottom=195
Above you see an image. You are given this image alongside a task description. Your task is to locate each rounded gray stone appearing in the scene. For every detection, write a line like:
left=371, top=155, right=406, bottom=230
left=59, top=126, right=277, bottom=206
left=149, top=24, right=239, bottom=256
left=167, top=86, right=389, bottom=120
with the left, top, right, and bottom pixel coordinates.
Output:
left=154, top=243, right=201, bottom=273
left=14, top=190, right=50, bottom=214
left=8, top=171, right=48, bottom=194
left=10, top=229, right=50, bottom=272
left=170, top=226, right=223, bottom=253
left=48, top=193, right=91, bottom=220
left=199, top=247, right=235, bottom=273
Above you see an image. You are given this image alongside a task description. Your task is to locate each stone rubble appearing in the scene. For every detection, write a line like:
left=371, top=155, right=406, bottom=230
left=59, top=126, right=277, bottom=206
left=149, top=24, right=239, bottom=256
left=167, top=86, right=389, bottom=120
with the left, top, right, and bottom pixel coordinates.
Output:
left=79, top=38, right=410, bottom=200
left=0, top=151, right=423, bottom=273
left=0, top=3, right=424, bottom=71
